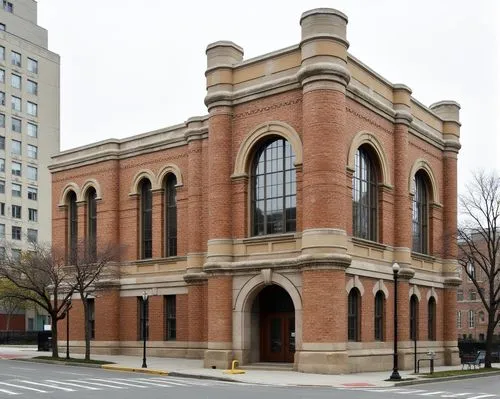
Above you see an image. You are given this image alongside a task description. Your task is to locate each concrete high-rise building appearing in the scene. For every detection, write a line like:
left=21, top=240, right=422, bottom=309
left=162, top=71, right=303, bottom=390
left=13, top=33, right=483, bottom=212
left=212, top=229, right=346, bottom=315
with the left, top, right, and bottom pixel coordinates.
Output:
left=0, top=0, right=60, bottom=331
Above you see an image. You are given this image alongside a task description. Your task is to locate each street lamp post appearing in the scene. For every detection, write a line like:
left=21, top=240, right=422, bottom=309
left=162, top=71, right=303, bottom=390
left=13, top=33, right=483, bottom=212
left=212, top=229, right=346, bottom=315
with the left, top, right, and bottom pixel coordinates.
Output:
left=66, top=299, right=72, bottom=360
left=141, top=291, right=148, bottom=368
left=390, top=262, right=401, bottom=380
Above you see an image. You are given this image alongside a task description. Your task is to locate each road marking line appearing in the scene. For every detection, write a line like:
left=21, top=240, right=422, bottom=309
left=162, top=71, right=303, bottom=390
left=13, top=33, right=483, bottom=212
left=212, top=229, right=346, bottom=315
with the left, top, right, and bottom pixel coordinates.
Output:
left=149, top=377, right=211, bottom=386
left=128, top=378, right=184, bottom=387
left=0, top=388, right=19, bottom=395
left=18, top=380, right=75, bottom=392
left=440, top=394, right=473, bottom=398
left=45, top=380, right=102, bottom=390
left=0, top=382, right=47, bottom=393
left=395, top=390, right=428, bottom=394
left=9, top=367, right=36, bottom=371
left=466, top=395, right=495, bottom=399
left=87, top=378, right=149, bottom=388
left=418, top=393, right=447, bottom=396
left=67, top=380, right=126, bottom=389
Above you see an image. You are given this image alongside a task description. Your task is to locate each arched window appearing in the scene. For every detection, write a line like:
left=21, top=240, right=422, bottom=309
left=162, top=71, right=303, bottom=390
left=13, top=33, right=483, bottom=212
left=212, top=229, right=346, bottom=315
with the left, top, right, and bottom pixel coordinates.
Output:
left=140, top=179, right=152, bottom=259
left=352, top=147, right=378, bottom=241
left=348, top=288, right=361, bottom=341
left=428, top=297, right=436, bottom=341
left=412, top=172, right=428, bottom=254
left=374, top=291, right=385, bottom=341
left=251, top=138, right=296, bottom=236
left=410, top=294, right=419, bottom=341
left=87, top=187, right=97, bottom=260
left=68, top=191, right=78, bottom=263
left=164, top=174, right=177, bottom=257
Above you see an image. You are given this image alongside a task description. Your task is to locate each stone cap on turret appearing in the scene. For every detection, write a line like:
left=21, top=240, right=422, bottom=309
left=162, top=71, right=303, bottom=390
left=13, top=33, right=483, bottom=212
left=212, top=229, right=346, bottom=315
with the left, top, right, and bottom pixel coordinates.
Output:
left=300, top=8, right=348, bottom=45
left=429, top=100, right=461, bottom=123
left=206, top=41, right=244, bottom=70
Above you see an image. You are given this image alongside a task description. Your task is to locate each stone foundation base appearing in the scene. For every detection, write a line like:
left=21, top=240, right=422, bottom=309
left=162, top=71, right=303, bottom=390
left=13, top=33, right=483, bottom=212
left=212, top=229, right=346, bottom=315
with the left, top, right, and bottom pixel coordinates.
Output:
left=296, top=351, right=349, bottom=374
left=204, top=349, right=233, bottom=369
left=444, top=347, right=460, bottom=365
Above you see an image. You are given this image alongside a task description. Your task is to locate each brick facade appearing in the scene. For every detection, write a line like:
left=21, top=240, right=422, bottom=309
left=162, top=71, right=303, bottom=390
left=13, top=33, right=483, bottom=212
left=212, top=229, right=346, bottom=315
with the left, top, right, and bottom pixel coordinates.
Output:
left=51, top=8, right=462, bottom=373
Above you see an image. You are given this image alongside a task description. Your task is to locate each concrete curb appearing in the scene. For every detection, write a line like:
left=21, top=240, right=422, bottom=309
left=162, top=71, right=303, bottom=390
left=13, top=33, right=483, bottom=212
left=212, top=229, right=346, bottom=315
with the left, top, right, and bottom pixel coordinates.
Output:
left=395, top=370, right=500, bottom=386
left=101, top=364, right=169, bottom=375
left=12, top=357, right=105, bottom=368
left=168, top=371, right=240, bottom=383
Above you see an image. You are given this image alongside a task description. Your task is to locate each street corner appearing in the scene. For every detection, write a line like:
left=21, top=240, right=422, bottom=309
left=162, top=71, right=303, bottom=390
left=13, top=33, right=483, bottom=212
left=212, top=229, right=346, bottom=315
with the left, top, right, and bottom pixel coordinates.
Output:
left=101, top=364, right=169, bottom=376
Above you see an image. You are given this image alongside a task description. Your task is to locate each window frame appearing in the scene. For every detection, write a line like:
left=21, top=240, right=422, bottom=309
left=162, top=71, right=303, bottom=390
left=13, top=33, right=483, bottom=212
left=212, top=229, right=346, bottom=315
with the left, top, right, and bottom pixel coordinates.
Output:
left=87, top=188, right=97, bottom=260
left=11, top=96, right=21, bottom=112
left=11, top=51, right=21, bottom=67
left=138, top=296, right=149, bottom=340
left=348, top=288, right=361, bottom=342
left=410, top=294, right=419, bottom=341
left=140, top=179, right=152, bottom=259
left=164, top=295, right=176, bottom=341
left=68, top=191, right=78, bottom=263
left=11, top=182, right=21, bottom=197
left=428, top=297, right=436, bottom=341
left=11, top=117, right=21, bottom=133
left=164, top=174, right=177, bottom=257
left=412, top=172, right=429, bottom=254
left=11, top=225, right=21, bottom=240
left=374, top=291, right=385, bottom=341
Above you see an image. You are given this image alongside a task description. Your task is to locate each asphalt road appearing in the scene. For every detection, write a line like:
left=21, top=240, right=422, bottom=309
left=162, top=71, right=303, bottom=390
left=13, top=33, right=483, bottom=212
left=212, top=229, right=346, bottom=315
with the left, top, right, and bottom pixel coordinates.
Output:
left=0, top=360, right=498, bottom=399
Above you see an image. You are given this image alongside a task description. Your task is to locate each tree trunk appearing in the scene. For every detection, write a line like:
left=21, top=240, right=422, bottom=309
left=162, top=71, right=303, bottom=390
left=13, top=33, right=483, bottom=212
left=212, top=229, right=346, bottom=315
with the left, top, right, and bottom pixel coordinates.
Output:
left=485, top=316, right=495, bottom=368
left=5, top=314, right=10, bottom=331
left=83, top=297, right=90, bottom=361
left=51, top=313, right=59, bottom=358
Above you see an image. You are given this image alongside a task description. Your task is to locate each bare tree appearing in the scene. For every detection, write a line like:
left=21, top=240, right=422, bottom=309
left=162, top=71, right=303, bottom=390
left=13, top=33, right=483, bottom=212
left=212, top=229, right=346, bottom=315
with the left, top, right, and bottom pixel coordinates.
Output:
left=0, top=243, right=73, bottom=357
left=457, top=171, right=500, bottom=368
left=67, top=240, right=120, bottom=360
left=0, top=279, right=26, bottom=330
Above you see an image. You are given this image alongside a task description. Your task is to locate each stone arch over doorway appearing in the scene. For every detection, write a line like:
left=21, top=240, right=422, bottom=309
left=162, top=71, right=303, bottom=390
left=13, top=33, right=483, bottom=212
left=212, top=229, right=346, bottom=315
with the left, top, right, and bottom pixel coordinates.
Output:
left=233, top=272, right=302, bottom=366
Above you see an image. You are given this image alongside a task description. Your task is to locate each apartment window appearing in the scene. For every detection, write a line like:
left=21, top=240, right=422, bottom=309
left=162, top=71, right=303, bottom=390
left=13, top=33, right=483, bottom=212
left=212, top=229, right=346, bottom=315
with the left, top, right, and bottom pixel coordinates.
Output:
left=27, top=165, right=37, bottom=181
left=11, top=226, right=21, bottom=240
left=87, top=298, right=95, bottom=339
left=468, top=310, right=475, bottom=328
left=27, top=122, right=37, bottom=138
left=27, top=186, right=37, bottom=200
left=478, top=311, right=485, bottom=323
left=27, top=102, right=37, bottom=116
left=0, top=114, right=4, bottom=128
left=11, top=96, right=20, bottom=111
left=87, top=187, right=97, bottom=259
left=469, top=290, right=477, bottom=301
left=27, top=144, right=37, bottom=159
left=11, top=140, right=21, bottom=155
left=28, top=208, right=37, bottom=222
left=0, top=202, right=4, bottom=215
left=11, top=117, right=21, bottom=133
left=0, top=136, right=4, bottom=150
left=348, top=288, right=361, bottom=341
left=138, top=296, right=149, bottom=340
left=0, top=69, right=4, bottom=83
left=0, top=92, right=5, bottom=106
left=0, top=179, right=4, bottom=193
left=3, top=1, right=13, bottom=13
left=11, top=205, right=21, bottom=219
left=11, top=249, right=21, bottom=261
left=11, top=51, right=21, bottom=67
left=27, top=228, right=37, bottom=243
left=0, top=158, right=4, bottom=172
left=0, top=223, right=4, bottom=239
left=11, top=161, right=21, bottom=176
left=27, top=58, right=38, bottom=74
left=11, top=183, right=21, bottom=197
left=27, top=80, right=37, bottom=95
left=140, top=179, right=152, bottom=259
left=0, top=46, right=3, bottom=61
left=457, top=289, right=463, bottom=301
left=11, top=74, right=21, bottom=90
left=164, top=295, right=176, bottom=341
left=374, top=291, right=385, bottom=341
left=457, top=311, right=462, bottom=328
left=0, top=23, right=4, bottom=31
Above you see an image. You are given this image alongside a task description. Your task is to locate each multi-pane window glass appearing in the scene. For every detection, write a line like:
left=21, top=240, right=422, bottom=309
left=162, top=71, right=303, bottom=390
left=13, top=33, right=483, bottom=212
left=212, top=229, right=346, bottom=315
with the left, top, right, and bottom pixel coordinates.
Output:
left=87, top=298, right=95, bottom=339
left=165, top=295, right=176, bottom=341
left=0, top=179, right=4, bottom=193
left=11, top=74, right=21, bottom=89
left=165, top=174, right=177, bottom=257
left=353, top=148, right=378, bottom=240
left=11, top=249, right=21, bottom=261
left=27, top=102, right=37, bottom=116
left=252, top=138, right=296, bottom=236
left=0, top=24, right=4, bottom=31
left=27, top=144, right=37, bottom=159
left=12, top=205, right=21, bottom=219
left=140, top=179, right=152, bottom=259
left=11, top=183, right=21, bottom=197
left=27, top=80, right=37, bottom=95
left=27, top=228, right=37, bottom=243
left=27, top=58, right=38, bottom=74
left=11, top=117, right=21, bottom=132
left=11, top=161, right=21, bottom=176
left=374, top=291, right=384, bottom=341
left=11, top=96, right=20, bottom=111
left=138, top=297, right=149, bottom=340
left=0, top=46, right=4, bottom=61
left=11, top=51, right=21, bottom=67
left=87, top=188, right=97, bottom=259
left=457, top=289, right=463, bottom=301
left=0, top=136, right=4, bottom=150
left=348, top=288, right=360, bottom=341
left=0, top=92, right=5, bottom=106
left=469, top=310, right=475, bottom=328
left=0, top=114, right=4, bottom=128
left=27, top=186, right=37, bottom=200
left=11, top=226, right=21, bottom=240
left=0, top=224, right=4, bottom=238
left=12, top=139, right=21, bottom=154
left=0, top=158, right=4, bottom=172
left=68, top=191, right=78, bottom=263
left=469, top=290, right=476, bottom=301
left=28, top=208, right=37, bottom=222
left=3, top=1, right=13, bottom=13
left=0, top=202, right=4, bottom=215
left=410, top=295, right=419, bottom=340
left=0, top=69, right=4, bottom=83
left=412, top=172, right=428, bottom=254
left=27, top=122, right=37, bottom=137
left=428, top=297, right=436, bottom=341
left=457, top=311, right=462, bottom=328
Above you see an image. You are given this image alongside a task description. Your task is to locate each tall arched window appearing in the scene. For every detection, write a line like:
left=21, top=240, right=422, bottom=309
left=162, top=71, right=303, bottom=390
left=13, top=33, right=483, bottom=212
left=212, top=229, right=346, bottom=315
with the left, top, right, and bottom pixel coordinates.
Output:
left=348, top=288, right=361, bottom=341
left=410, top=294, right=419, bottom=341
left=140, top=179, right=152, bottom=259
left=352, top=147, right=378, bottom=241
left=428, top=297, right=436, bottom=341
left=164, top=174, right=177, bottom=257
left=374, top=291, right=385, bottom=341
left=87, top=187, right=97, bottom=260
left=412, top=172, right=428, bottom=254
left=68, top=191, right=78, bottom=263
left=251, top=138, right=296, bottom=236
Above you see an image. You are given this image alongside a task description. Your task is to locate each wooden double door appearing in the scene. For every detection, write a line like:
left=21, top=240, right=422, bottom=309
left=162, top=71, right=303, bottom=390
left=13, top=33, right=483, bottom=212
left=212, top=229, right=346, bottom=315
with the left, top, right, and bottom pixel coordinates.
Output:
left=260, top=312, right=295, bottom=363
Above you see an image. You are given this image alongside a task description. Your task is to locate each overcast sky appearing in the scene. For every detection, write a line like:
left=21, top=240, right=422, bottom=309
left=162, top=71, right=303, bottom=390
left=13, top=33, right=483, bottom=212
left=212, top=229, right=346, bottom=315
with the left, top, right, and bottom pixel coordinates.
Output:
left=37, top=0, right=499, bottom=189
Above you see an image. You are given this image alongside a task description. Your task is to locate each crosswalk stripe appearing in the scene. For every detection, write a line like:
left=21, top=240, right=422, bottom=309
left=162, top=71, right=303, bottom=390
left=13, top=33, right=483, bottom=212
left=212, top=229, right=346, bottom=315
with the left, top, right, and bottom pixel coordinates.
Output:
left=18, top=380, right=75, bottom=392
left=45, top=380, right=102, bottom=390
left=0, top=382, right=47, bottom=393
left=395, top=390, right=427, bottom=394
left=441, top=394, right=474, bottom=398
left=127, top=378, right=186, bottom=387
left=418, top=393, right=447, bottom=396
left=87, top=378, right=149, bottom=388
left=67, top=379, right=126, bottom=389
left=148, top=377, right=217, bottom=386
left=0, top=388, right=19, bottom=395
left=466, top=395, right=495, bottom=399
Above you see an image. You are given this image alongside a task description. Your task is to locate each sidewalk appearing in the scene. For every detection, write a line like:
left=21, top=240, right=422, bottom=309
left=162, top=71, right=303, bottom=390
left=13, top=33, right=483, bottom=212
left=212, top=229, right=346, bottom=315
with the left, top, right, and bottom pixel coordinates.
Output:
left=1, top=345, right=499, bottom=388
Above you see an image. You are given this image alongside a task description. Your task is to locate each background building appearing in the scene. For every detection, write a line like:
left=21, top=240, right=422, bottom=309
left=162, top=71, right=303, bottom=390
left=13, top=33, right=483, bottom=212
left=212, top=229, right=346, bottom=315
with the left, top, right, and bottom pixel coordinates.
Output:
left=51, top=8, right=461, bottom=373
left=0, top=0, right=60, bottom=331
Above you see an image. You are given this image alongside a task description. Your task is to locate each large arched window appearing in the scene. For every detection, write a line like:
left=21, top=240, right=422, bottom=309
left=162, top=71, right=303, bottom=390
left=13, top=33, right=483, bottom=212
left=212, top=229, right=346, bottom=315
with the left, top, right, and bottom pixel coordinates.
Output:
left=164, top=174, right=177, bottom=257
left=412, top=172, right=428, bottom=254
left=428, top=297, right=436, bottom=341
left=348, top=288, right=361, bottom=341
left=410, top=294, right=419, bottom=341
left=374, top=291, right=385, bottom=341
left=87, top=187, right=97, bottom=260
left=140, top=179, right=153, bottom=259
left=251, top=138, right=296, bottom=236
left=352, top=147, right=378, bottom=241
left=68, top=191, right=78, bottom=263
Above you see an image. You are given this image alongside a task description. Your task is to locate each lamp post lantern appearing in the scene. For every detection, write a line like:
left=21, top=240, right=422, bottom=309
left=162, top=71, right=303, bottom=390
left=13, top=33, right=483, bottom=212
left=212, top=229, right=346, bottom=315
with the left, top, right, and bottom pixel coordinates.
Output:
left=390, top=262, right=402, bottom=380
left=66, top=298, right=72, bottom=360
left=141, top=291, right=148, bottom=368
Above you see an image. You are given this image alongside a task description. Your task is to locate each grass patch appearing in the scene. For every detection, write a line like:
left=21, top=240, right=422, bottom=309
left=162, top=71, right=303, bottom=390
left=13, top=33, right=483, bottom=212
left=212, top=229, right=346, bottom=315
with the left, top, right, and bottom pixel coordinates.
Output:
left=422, top=367, right=500, bottom=378
left=33, top=356, right=114, bottom=365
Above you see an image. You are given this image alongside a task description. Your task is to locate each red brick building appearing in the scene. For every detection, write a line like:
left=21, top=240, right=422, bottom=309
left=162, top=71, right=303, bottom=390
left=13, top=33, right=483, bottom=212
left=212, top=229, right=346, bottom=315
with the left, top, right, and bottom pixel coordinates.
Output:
left=50, top=8, right=462, bottom=373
